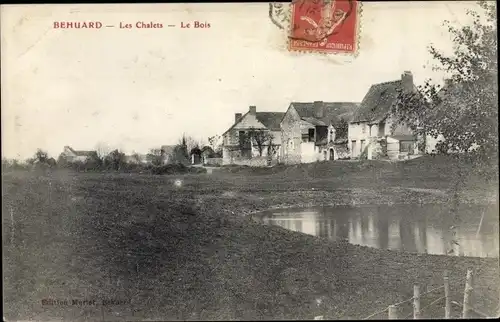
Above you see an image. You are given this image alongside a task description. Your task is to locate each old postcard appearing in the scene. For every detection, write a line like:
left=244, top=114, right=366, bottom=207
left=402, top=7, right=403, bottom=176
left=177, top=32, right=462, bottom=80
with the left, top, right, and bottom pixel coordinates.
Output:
left=2, top=1, right=498, bottom=321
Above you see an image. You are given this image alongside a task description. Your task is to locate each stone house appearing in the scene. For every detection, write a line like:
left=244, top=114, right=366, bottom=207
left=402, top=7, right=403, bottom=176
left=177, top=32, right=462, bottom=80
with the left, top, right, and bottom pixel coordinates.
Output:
left=349, top=71, right=439, bottom=160
left=280, top=101, right=360, bottom=164
left=60, top=146, right=97, bottom=163
left=222, top=106, right=285, bottom=166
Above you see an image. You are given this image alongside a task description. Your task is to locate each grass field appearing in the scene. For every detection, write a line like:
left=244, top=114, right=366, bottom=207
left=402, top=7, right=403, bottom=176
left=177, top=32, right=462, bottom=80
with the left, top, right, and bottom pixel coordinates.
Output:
left=3, top=156, right=499, bottom=320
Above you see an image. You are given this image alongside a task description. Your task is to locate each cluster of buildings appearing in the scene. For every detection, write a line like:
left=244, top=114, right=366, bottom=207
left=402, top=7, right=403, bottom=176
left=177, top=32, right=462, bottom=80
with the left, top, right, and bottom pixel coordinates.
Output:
left=61, top=71, right=446, bottom=168
left=221, top=71, right=443, bottom=166
left=59, top=145, right=221, bottom=166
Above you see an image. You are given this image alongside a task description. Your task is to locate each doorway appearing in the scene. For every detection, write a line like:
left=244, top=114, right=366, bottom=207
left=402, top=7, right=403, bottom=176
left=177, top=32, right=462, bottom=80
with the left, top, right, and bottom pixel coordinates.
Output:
left=329, top=148, right=334, bottom=161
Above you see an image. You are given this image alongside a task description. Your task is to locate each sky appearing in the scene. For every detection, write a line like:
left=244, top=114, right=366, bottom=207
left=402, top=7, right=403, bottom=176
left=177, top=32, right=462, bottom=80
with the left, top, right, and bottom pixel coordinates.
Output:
left=1, top=1, right=481, bottom=159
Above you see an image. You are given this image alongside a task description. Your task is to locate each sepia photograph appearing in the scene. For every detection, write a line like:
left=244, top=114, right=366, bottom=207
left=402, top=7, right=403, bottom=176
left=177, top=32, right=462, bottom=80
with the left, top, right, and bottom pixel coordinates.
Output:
left=1, top=1, right=498, bottom=320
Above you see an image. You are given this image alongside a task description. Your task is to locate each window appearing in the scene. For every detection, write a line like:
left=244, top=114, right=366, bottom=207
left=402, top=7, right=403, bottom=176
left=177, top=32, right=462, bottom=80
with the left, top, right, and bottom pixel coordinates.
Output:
left=378, top=122, right=386, bottom=137
left=360, top=140, right=365, bottom=153
left=308, top=128, right=315, bottom=142
left=400, top=141, right=414, bottom=153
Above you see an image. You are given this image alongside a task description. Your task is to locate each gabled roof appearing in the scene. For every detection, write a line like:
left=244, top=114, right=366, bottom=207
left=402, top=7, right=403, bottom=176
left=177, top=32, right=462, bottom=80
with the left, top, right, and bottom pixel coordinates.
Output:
left=290, top=102, right=360, bottom=126
left=255, top=112, right=285, bottom=131
left=351, top=80, right=403, bottom=123
left=223, top=111, right=285, bottom=135
left=64, top=146, right=96, bottom=157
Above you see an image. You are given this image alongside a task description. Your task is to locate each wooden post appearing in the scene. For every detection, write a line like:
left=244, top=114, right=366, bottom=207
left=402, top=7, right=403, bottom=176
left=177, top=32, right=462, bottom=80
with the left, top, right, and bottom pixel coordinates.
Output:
left=413, top=284, right=421, bottom=319
left=497, top=282, right=500, bottom=318
left=462, top=268, right=473, bottom=318
left=476, top=210, right=485, bottom=238
left=444, top=270, right=451, bottom=319
left=388, top=305, right=398, bottom=319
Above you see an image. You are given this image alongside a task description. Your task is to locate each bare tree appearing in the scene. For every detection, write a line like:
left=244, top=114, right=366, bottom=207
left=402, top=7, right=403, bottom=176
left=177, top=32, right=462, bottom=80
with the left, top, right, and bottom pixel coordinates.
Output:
left=248, top=128, right=274, bottom=157
left=336, top=118, right=349, bottom=140
left=180, top=133, right=203, bottom=153
left=208, top=134, right=223, bottom=155
left=95, top=142, right=111, bottom=161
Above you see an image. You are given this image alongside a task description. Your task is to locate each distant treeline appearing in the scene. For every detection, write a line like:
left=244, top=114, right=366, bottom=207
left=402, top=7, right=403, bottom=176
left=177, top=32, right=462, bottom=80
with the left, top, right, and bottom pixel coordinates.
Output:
left=2, top=148, right=206, bottom=175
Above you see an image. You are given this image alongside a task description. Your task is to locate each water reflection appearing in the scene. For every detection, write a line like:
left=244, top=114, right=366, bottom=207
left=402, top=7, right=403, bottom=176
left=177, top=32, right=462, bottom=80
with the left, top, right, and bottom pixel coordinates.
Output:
left=260, top=205, right=499, bottom=258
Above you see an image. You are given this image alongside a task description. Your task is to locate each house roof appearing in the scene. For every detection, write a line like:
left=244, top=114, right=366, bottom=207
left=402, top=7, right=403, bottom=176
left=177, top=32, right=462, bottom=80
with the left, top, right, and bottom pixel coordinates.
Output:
left=223, top=111, right=285, bottom=135
left=291, top=102, right=360, bottom=126
left=351, top=80, right=403, bottom=123
left=255, top=112, right=285, bottom=131
left=64, top=146, right=96, bottom=157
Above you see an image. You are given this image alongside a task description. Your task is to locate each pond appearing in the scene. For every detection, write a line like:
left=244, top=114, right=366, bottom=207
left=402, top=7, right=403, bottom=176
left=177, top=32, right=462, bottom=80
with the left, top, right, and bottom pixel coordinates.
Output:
left=257, top=204, right=499, bottom=258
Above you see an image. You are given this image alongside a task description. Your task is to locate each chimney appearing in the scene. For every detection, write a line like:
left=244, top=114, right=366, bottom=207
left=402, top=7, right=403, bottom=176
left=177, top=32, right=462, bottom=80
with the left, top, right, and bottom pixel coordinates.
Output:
left=313, top=101, right=324, bottom=118
left=249, top=105, right=256, bottom=115
left=401, top=71, right=414, bottom=93
left=235, top=113, right=242, bottom=123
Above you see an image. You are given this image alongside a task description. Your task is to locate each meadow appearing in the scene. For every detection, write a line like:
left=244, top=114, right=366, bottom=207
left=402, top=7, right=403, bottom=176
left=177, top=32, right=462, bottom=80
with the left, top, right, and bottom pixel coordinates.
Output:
left=2, top=156, right=499, bottom=320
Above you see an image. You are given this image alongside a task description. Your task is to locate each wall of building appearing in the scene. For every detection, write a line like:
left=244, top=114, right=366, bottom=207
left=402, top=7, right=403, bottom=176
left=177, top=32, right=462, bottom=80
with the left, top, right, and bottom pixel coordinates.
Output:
left=386, top=136, right=401, bottom=160
left=384, top=116, right=414, bottom=136
left=349, top=115, right=421, bottom=159
left=204, top=158, right=223, bottom=166
left=333, top=145, right=350, bottom=159
left=223, top=113, right=268, bottom=146
left=222, top=147, right=241, bottom=165
left=281, top=106, right=303, bottom=164
left=222, top=113, right=282, bottom=165
left=317, top=144, right=350, bottom=161
left=300, top=142, right=317, bottom=163
left=225, top=156, right=271, bottom=167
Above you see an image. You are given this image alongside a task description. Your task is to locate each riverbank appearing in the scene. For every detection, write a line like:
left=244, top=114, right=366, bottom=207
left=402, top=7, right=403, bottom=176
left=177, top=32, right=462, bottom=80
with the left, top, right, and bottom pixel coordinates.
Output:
left=2, top=161, right=499, bottom=320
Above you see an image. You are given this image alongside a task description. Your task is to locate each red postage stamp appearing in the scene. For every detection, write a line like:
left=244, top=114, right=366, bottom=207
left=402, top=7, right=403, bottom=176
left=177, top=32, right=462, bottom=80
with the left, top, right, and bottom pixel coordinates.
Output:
left=288, top=0, right=360, bottom=54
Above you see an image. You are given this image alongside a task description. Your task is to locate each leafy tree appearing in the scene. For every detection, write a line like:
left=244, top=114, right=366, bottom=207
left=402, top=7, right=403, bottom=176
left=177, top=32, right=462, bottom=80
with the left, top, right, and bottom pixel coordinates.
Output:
left=57, top=153, right=69, bottom=168
left=147, top=148, right=165, bottom=166
left=130, top=152, right=143, bottom=164
left=84, top=151, right=103, bottom=170
left=105, top=149, right=126, bottom=171
left=392, top=2, right=497, bottom=255
left=33, top=149, right=49, bottom=164
left=170, top=135, right=191, bottom=165
left=46, top=157, right=57, bottom=167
